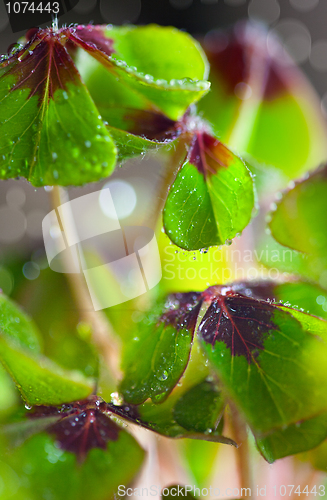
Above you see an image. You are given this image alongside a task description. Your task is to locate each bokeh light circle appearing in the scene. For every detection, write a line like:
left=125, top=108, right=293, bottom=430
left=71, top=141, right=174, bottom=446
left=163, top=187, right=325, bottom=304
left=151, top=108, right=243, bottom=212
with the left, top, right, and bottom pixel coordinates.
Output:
left=0, top=207, right=26, bottom=243
left=248, top=0, right=280, bottom=24
left=26, top=210, right=47, bottom=239
left=310, top=40, right=327, bottom=72
left=23, top=262, right=40, bottom=281
left=100, top=180, right=137, bottom=220
left=268, top=19, right=311, bottom=65
left=6, top=187, right=26, bottom=208
left=289, top=0, right=319, bottom=12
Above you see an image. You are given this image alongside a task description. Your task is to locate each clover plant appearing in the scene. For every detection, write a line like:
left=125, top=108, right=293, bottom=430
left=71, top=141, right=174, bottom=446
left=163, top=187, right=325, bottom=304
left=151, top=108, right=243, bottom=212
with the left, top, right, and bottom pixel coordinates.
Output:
left=0, top=18, right=327, bottom=500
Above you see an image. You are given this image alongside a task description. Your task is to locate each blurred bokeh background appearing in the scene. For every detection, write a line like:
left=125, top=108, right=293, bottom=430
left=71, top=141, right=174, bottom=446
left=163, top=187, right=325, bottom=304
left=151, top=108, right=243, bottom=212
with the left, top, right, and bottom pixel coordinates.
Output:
left=1, top=0, right=327, bottom=100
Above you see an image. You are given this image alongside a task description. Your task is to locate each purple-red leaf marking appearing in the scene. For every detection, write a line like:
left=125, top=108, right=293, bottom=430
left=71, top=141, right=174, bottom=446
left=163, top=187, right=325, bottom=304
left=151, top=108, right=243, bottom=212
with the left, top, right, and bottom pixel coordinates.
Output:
left=1, top=25, right=115, bottom=103
left=199, top=290, right=277, bottom=363
left=30, top=396, right=120, bottom=462
left=27, top=395, right=150, bottom=462
left=160, top=292, right=204, bottom=332
left=188, top=131, right=234, bottom=176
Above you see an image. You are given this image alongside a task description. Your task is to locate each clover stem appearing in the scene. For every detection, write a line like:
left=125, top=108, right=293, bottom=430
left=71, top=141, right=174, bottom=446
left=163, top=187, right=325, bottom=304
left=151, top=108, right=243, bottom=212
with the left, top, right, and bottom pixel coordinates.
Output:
left=50, top=185, right=121, bottom=381
left=229, top=403, right=254, bottom=498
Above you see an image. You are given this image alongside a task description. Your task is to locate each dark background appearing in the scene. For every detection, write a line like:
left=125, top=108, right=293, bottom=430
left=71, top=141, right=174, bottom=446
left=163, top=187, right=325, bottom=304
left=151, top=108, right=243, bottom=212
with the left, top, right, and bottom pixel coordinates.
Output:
left=1, top=0, right=327, bottom=97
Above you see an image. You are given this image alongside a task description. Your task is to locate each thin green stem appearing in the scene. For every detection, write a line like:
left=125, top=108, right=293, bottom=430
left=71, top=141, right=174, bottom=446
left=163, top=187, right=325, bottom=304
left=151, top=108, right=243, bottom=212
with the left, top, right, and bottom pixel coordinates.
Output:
left=229, top=403, right=254, bottom=498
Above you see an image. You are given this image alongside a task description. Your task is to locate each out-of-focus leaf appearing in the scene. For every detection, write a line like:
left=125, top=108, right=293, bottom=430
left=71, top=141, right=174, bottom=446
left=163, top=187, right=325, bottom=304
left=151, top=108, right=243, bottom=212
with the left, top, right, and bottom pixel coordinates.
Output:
left=256, top=413, right=327, bottom=463
left=304, top=439, right=327, bottom=472
left=163, top=131, right=254, bottom=250
left=1, top=415, right=61, bottom=448
left=0, top=29, right=116, bottom=186
left=199, top=22, right=327, bottom=178
left=18, top=269, right=98, bottom=379
left=198, top=286, right=327, bottom=441
left=255, top=231, right=324, bottom=286
left=0, top=294, right=41, bottom=353
left=0, top=336, right=94, bottom=406
left=0, top=294, right=94, bottom=405
left=269, top=165, right=327, bottom=263
left=120, top=293, right=203, bottom=404
left=0, top=423, right=144, bottom=500
left=178, top=439, right=221, bottom=487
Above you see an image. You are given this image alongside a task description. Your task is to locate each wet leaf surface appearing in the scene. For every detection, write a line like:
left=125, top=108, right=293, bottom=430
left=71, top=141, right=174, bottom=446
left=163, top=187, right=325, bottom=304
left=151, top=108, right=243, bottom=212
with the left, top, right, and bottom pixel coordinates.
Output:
left=163, top=131, right=254, bottom=250
left=0, top=24, right=209, bottom=185
left=199, top=286, right=327, bottom=438
left=119, top=282, right=327, bottom=459
left=120, top=292, right=203, bottom=404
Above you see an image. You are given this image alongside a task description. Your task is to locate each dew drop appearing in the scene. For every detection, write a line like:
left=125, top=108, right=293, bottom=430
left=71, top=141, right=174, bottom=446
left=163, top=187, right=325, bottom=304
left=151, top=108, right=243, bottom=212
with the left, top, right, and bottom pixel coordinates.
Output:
left=111, top=392, right=124, bottom=405
left=159, top=371, right=168, bottom=381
